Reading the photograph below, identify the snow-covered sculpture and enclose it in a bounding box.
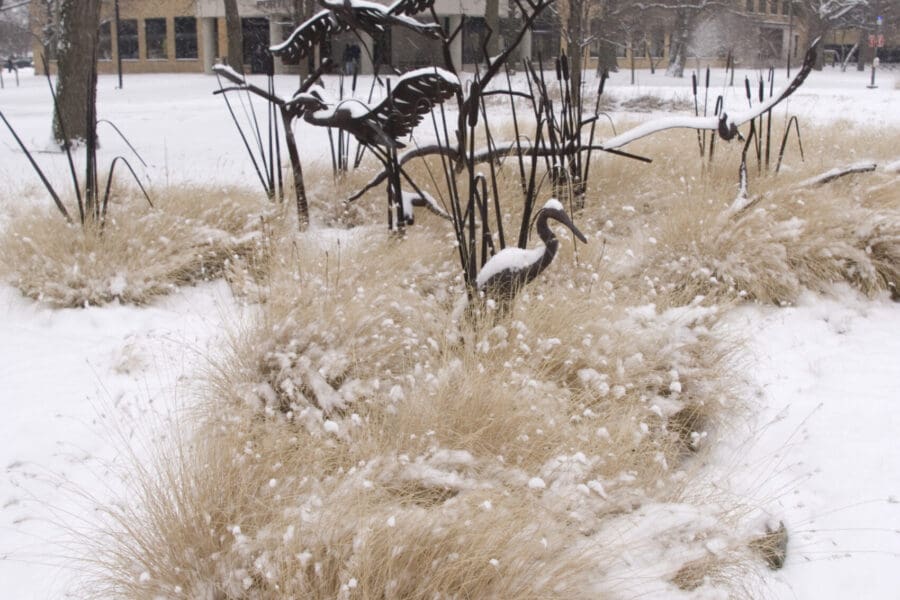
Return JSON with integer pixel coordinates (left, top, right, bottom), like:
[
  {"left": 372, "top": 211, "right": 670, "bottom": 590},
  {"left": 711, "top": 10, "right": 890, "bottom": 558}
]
[{"left": 476, "top": 198, "right": 587, "bottom": 308}]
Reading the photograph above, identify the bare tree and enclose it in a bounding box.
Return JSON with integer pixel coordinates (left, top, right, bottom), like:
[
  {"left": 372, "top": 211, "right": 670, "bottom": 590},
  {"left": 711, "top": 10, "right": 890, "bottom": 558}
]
[
  {"left": 485, "top": 0, "right": 501, "bottom": 56},
  {"left": 794, "top": 0, "right": 873, "bottom": 69},
  {"left": 0, "top": 2, "right": 31, "bottom": 58},
  {"left": 224, "top": 0, "right": 244, "bottom": 73},
  {"left": 601, "top": 1, "right": 727, "bottom": 78},
  {"left": 557, "top": 0, "right": 595, "bottom": 107},
  {"left": 53, "top": 0, "right": 101, "bottom": 144}
]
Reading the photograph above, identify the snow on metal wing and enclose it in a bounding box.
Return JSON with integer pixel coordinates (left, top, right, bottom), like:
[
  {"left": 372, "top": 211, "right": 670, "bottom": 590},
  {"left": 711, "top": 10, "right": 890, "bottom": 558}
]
[
  {"left": 388, "top": 0, "right": 436, "bottom": 16},
  {"left": 270, "top": 10, "right": 346, "bottom": 62},
  {"left": 601, "top": 38, "right": 821, "bottom": 151},
  {"left": 370, "top": 68, "right": 460, "bottom": 141}
]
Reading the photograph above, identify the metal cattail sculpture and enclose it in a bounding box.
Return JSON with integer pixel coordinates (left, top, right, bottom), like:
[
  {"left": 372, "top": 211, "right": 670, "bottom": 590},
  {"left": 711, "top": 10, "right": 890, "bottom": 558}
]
[{"left": 213, "top": 58, "right": 333, "bottom": 229}]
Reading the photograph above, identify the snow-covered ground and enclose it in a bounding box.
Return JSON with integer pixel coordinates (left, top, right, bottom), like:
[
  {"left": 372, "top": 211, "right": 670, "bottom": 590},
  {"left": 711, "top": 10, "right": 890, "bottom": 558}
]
[
  {"left": 0, "top": 281, "right": 244, "bottom": 598},
  {"left": 0, "top": 66, "right": 898, "bottom": 598},
  {"left": 0, "top": 64, "right": 896, "bottom": 196},
  {"left": 718, "top": 291, "right": 900, "bottom": 599}
]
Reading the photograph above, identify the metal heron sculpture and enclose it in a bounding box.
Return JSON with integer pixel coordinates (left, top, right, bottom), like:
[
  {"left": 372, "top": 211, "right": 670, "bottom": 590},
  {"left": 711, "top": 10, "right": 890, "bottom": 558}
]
[
  {"left": 476, "top": 198, "right": 587, "bottom": 307},
  {"left": 289, "top": 69, "right": 458, "bottom": 229},
  {"left": 599, "top": 37, "right": 820, "bottom": 152},
  {"left": 290, "top": 68, "right": 459, "bottom": 150},
  {"left": 270, "top": 0, "right": 440, "bottom": 64}
]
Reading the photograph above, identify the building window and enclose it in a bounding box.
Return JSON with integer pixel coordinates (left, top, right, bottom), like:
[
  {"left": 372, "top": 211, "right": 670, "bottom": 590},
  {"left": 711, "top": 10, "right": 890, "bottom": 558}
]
[
  {"left": 118, "top": 19, "right": 138, "bottom": 60},
  {"left": 770, "top": 1, "right": 778, "bottom": 13},
  {"left": 98, "top": 21, "right": 112, "bottom": 60},
  {"left": 175, "top": 17, "right": 198, "bottom": 59},
  {"left": 746, "top": 0, "right": 754, "bottom": 11},
  {"left": 462, "top": 17, "right": 485, "bottom": 64},
  {"left": 145, "top": 18, "right": 168, "bottom": 60},
  {"left": 758, "top": 0, "right": 765, "bottom": 12},
  {"left": 279, "top": 24, "right": 299, "bottom": 64},
  {"left": 650, "top": 29, "right": 665, "bottom": 58},
  {"left": 783, "top": 1, "right": 790, "bottom": 15}
]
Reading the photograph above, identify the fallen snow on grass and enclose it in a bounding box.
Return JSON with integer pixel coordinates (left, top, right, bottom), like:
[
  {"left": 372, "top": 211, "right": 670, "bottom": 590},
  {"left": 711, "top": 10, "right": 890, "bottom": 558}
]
[
  {"left": 717, "top": 288, "right": 900, "bottom": 598},
  {"left": 0, "top": 280, "right": 243, "bottom": 599}
]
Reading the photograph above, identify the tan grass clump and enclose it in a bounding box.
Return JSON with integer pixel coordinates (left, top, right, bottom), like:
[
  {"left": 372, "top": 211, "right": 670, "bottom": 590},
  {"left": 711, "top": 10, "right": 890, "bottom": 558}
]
[
  {"left": 88, "top": 217, "right": 756, "bottom": 598},
  {"left": 643, "top": 168, "right": 900, "bottom": 306},
  {"left": 564, "top": 123, "right": 900, "bottom": 307},
  {"left": 0, "top": 186, "right": 272, "bottom": 307}
]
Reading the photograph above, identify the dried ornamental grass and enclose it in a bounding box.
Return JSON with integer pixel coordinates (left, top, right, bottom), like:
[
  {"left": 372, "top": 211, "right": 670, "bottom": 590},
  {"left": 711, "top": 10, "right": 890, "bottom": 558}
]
[
  {"left": 0, "top": 186, "right": 272, "bottom": 307},
  {"left": 89, "top": 223, "right": 760, "bottom": 599}
]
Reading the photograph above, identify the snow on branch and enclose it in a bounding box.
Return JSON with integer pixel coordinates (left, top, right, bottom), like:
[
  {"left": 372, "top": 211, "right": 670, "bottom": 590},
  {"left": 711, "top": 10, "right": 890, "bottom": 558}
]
[{"left": 795, "top": 161, "right": 877, "bottom": 188}]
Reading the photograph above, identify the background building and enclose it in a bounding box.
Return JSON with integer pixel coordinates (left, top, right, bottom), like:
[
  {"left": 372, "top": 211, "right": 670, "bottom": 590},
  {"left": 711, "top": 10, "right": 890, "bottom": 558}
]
[
  {"left": 33, "top": 1, "right": 897, "bottom": 77},
  {"left": 31, "top": 0, "right": 504, "bottom": 75}
]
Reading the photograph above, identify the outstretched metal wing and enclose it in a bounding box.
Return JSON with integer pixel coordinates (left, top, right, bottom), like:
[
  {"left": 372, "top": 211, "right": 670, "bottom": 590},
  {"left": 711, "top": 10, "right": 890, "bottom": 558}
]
[
  {"left": 368, "top": 69, "right": 460, "bottom": 142},
  {"left": 270, "top": 10, "right": 347, "bottom": 62},
  {"left": 600, "top": 37, "right": 821, "bottom": 150},
  {"left": 388, "top": 0, "right": 436, "bottom": 16}
]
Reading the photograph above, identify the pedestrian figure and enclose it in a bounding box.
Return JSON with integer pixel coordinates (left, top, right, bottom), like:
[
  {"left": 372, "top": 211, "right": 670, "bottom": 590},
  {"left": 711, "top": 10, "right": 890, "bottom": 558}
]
[
  {"left": 350, "top": 44, "right": 361, "bottom": 73},
  {"left": 342, "top": 44, "right": 354, "bottom": 75}
]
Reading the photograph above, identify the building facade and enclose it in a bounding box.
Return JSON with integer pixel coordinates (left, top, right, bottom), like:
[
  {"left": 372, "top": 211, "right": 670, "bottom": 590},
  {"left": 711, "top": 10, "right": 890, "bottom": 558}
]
[
  {"left": 32, "top": 0, "right": 823, "bottom": 76},
  {"left": 32, "top": 0, "right": 502, "bottom": 75},
  {"left": 584, "top": 0, "right": 809, "bottom": 72}
]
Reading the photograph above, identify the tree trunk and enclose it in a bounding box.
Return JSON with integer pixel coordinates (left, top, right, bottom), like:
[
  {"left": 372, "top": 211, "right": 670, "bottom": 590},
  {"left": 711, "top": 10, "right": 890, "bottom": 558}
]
[
  {"left": 665, "top": 8, "right": 691, "bottom": 78},
  {"left": 293, "top": 0, "right": 310, "bottom": 76},
  {"left": 563, "top": 0, "right": 589, "bottom": 110},
  {"left": 856, "top": 28, "right": 866, "bottom": 71},
  {"left": 485, "top": 0, "right": 500, "bottom": 57},
  {"left": 565, "top": 17, "right": 582, "bottom": 109},
  {"left": 597, "top": 39, "right": 618, "bottom": 73},
  {"left": 53, "top": 0, "right": 101, "bottom": 145},
  {"left": 224, "top": 0, "right": 244, "bottom": 74}
]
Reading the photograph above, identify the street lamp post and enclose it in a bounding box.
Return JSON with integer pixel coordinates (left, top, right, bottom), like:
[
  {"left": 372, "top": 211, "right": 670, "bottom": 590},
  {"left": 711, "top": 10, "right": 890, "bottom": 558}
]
[
  {"left": 787, "top": 0, "right": 793, "bottom": 78},
  {"left": 115, "top": 0, "right": 123, "bottom": 88},
  {"left": 868, "top": 14, "right": 882, "bottom": 89}
]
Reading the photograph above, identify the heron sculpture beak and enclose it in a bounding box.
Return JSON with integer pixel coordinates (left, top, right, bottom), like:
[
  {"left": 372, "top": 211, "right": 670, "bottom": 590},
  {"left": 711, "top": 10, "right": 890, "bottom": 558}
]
[
  {"left": 559, "top": 212, "right": 588, "bottom": 244},
  {"left": 539, "top": 206, "right": 587, "bottom": 244}
]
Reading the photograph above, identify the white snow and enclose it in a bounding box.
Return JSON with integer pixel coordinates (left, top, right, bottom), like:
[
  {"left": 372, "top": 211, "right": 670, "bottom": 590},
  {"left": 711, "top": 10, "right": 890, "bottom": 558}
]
[
  {"left": 714, "top": 291, "right": 900, "bottom": 599},
  {"left": 795, "top": 160, "right": 878, "bottom": 188},
  {"left": 542, "top": 198, "right": 564, "bottom": 212},
  {"left": 528, "top": 477, "right": 546, "bottom": 490},
  {"left": 399, "top": 66, "right": 460, "bottom": 87},
  {"left": 0, "top": 280, "right": 243, "bottom": 598},
  {"left": 476, "top": 246, "right": 545, "bottom": 289}
]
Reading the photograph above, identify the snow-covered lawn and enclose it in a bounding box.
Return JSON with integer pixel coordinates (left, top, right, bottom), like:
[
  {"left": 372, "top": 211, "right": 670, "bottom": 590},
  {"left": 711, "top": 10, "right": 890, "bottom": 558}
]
[
  {"left": 718, "top": 292, "right": 900, "bottom": 598},
  {"left": 0, "top": 65, "right": 898, "bottom": 598},
  {"left": 0, "top": 281, "right": 243, "bottom": 598}
]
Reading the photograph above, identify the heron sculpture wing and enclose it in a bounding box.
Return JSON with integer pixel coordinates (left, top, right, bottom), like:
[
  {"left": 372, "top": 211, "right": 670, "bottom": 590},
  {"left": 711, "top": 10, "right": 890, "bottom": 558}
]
[
  {"left": 270, "top": 10, "right": 347, "bottom": 62},
  {"left": 368, "top": 68, "right": 460, "bottom": 141},
  {"left": 388, "top": 0, "right": 436, "bottom": 16},
  {"left": 600, "top": 37, "right": 820, "bottom": 151}
]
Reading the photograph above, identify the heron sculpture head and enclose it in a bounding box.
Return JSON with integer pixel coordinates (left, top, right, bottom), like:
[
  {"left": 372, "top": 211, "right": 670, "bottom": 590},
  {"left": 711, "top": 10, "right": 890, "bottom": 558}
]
[{"left": 534, "top": 198, "right": 588, "bottom": 244}]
